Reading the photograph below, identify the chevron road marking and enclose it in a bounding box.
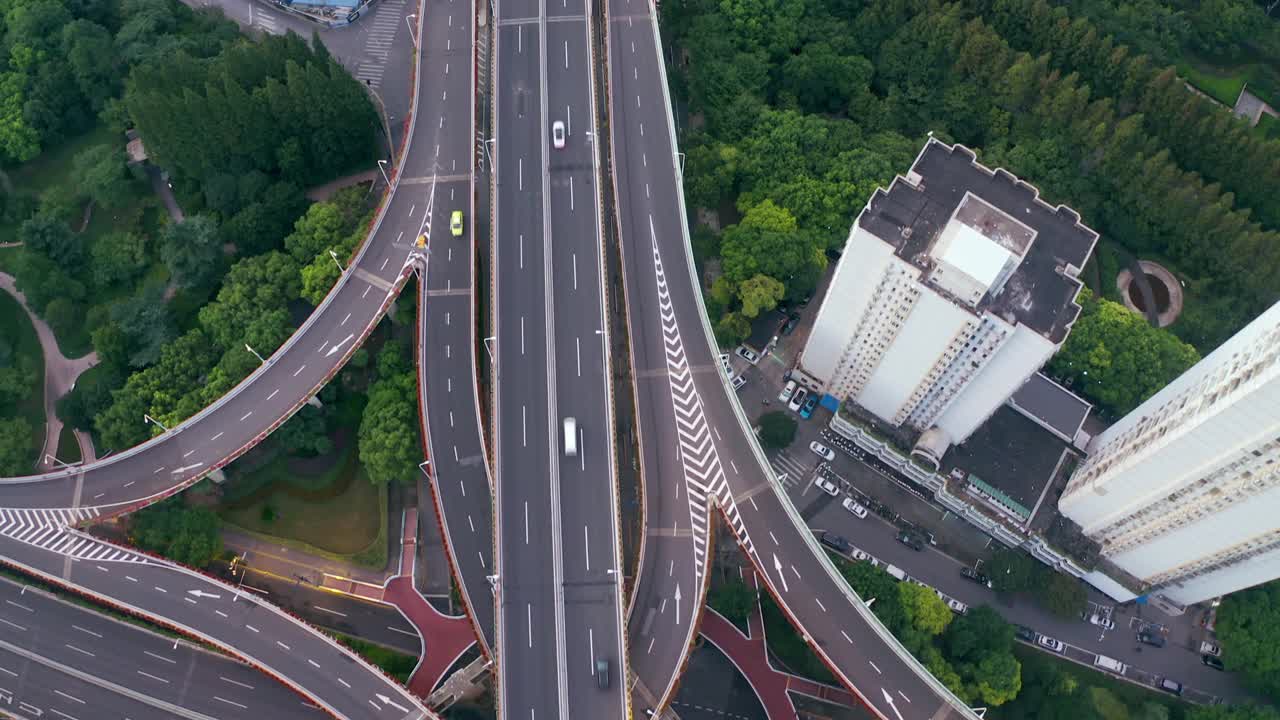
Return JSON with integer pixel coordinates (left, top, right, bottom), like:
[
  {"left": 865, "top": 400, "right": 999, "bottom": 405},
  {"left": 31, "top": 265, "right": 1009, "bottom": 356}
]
[{"left": 649, "top": 232, "right": 756, "bottom": 586}]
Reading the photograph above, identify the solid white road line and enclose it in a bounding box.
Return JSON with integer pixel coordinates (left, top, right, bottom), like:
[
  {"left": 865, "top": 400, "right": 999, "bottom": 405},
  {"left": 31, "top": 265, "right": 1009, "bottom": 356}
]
[
  {"left": 246, "top": 625, "right": 259, "bottom": 633},
  {"left": 220, "top": 676, "right": 254, "bottom": 690},
  {"left": 137, "top": 670, "right": 169, "bottom": 684},
  {"left": 54, "top": 690, "right": 85, "bottom": 704},
  {"left": 64, "top": 644, "right": 94, "bottom": 658},
  {"left": 338, "top": 678, "right": 351, "bottom": 689},
  {"left": 144, "top": 651, "right": 175, "bottom": 664},
  {"left": 386, "top": 626, "right": 418, "bottom": 637},
  {"left": 0, "top": 618, "right": 27, "bottom": 631},
  {"left": 314, "top": 606, "right": 348, "bottom": 617},
  {"left": 214, "top": 696, "right": 248, "bottom": 709},
  {"left": 71, "top": 625, "right": 102, "bottom": 639},
  {"left": 275, "top": 641, "right": 290, "bottom": 651},
  {"left": 6, "top": 600, "right": 32, "bottom": 612}
]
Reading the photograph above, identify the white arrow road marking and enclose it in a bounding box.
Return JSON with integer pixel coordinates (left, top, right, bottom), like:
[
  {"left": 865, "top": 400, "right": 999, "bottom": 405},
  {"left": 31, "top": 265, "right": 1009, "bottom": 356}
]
[
  {"left": 187, "top": 590, "right": 221, "bottom": 599},
  {"left": 881, "top": 688, "right": 905, "bottom": 720},
  {"left": 674, "top": 585, "right": 682, "bottom": 625},
  {"left": 325, "top": 333, "right": 355, "bottom": 357},
  {"left": 376, "top": 694, "right": 411, "bottom": 713},
  {"left": 773, "top": 554, "right": 789, "bottom": 593},
  {"left": 169, "top": 463, "right": 203, "bottom": 474}
]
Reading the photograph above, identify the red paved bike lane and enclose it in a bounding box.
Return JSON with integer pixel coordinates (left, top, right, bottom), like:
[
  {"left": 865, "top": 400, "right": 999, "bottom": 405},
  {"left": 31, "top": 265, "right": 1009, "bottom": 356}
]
[{"left": 699, "top": 574, "right": 858, "bottom": 720}]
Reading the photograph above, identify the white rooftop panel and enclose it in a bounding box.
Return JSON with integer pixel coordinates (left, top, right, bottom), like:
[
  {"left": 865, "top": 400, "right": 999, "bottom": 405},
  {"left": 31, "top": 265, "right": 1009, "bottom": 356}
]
[{"left": 941, "top": 222, "right": 1012, "bottom": 289}]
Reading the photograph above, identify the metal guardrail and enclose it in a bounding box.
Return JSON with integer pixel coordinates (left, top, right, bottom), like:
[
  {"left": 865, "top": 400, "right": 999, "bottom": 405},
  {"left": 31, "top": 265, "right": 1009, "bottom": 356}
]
[{"left": 641, "top": 6, "right": 982, "bottom": 719}]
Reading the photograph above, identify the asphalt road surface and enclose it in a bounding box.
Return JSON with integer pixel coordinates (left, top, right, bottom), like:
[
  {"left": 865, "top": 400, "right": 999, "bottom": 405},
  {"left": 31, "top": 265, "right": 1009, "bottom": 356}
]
[
  {"left": 607, "top": 3, "right": 977, "bottom": 719},
  {"left": 409, "top": 0, "right": 497, "bottom": 656},
  {"left": 492, "top": 0, "right": 628, "bottom": 715},
  {"left": 0, "top": 576, "right": 325, "bottom": 720}
]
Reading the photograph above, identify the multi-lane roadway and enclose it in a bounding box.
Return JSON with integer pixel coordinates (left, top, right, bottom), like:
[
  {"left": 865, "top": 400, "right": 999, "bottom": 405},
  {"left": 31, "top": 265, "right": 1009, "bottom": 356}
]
[{"left": 491, "top": 0, "right": 628, "bottom": 714}]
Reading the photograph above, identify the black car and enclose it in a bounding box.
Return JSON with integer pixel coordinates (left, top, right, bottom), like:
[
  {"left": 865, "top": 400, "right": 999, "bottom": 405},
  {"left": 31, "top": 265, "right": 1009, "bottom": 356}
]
[
  {"left": 1015, "top": 625, "right": 1036, "bottom": 642},
  {"left": 960, "top": 567, "right": 992, "bottom": 588},
  {"left": 779, "top": 313, "right": 801, "bottom": 336},
  {"left": 820, "top": 532, "right": 852, "bottom": 554},
  {"left": 1137, "top": 631, "right": 1166, "bottom": 648},
  {"left": 896, "top": 531, "right": 925, "bottom": 551},
  {"left": 1202, "top": 655, "right": 1225, "bottom": 671}
]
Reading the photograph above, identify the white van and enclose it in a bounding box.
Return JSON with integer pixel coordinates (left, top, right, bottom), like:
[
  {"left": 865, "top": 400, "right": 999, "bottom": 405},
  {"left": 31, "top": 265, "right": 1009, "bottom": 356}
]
[
  {"left": 885, "top": 564, "right": 906, "bottom": 582},
  {"left": 1094, "top": 655, "right": 1127, "bottom": 674},
  {"left": 563, "top": 417, "right": 578, "bottom": 457}
]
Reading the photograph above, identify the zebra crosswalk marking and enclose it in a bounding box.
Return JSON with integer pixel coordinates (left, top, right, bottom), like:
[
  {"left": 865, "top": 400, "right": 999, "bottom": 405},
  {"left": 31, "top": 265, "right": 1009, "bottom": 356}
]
[{"left": 0, "top": 507, "right": 147, "bottom": 564}]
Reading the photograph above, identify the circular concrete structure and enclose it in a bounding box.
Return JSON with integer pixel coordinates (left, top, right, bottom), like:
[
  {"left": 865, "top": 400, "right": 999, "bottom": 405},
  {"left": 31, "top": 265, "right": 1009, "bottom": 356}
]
[{"left": 1116, "top": 260, "right": 1183, "bottom": 327}]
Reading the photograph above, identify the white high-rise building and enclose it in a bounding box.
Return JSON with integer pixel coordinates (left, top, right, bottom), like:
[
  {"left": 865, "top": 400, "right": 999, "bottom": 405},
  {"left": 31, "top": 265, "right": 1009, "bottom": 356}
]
[
  {"left": 797, "top": 139, "right": 1097, "bottom": 452},
  {"left": 1059, "top": 301, "right": 1280, "bottom": 606}
]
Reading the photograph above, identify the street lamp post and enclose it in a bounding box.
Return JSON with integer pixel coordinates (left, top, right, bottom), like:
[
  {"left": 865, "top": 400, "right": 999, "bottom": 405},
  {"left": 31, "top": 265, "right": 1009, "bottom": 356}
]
[
  {"left": 144, "top": 414, "right": 169, "bottom": 432},
  {"left": 377, "top": 158, "right": 391, "bottom": 186},
  {"left": 244, "top": 343, "right": 265, "bottom": 364},
  {"left": 329, "top": 249, "right": 345, "bottom": 273},
  {"left": 484, "top": 138, "right": 496, "bottom": 171},
  {"left": 404, "top": 14, "right": 418, "bottom": 45},
  {"left": 44, "top": 454, "right": 76, "bottom": 470},
  {"left": 482, "top": 336, "right": 497, "bottom": 364}
]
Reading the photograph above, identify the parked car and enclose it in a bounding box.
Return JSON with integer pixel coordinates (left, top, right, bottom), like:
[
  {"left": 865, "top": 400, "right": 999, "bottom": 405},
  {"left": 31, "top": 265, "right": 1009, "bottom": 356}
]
[
  {"left": 809, "top": 441, "right": 835, "bottom": 461},
  {"left": 1086, "top": 613, "right": 1116, "bottom": 631},
  {"left": 896, "top": 531, "right": 925, "bottom": 552},
  {"left": 1015, "top": 625, "right": 1036, "bottom": 643},
  {"left": 778, "top": 380, "right": 797, "bottom": 403},
  {"left": 1038, "top": 635, "right": 1066, "bottom": 653},
  {"left": 813, "top": 476, "right": 839, "bottom": 496},
  {"left": 1158, "top": 678, "right": 1183, "bottom": 696},
  {"left": 851, "top": 549, "right": 872, "bottom": 562},
  {"left": 841, "top": 497, "right": 868, "bottom": 518},
  {"left": 735, "top": 346, "right": 760, "bottom": 364},
  {"left": 731, "top": 375, "right": 746, "bottom": 391},
  {"left": 945, "top": 598, "right": 968, "bottom": 615},
  {"left": 820, "top": 532, "right": 851, "bottom": 554},
  {"left": 1200, "top": 640, "right": 1222, "bottom": 657},
  {"left": 1094, "top": 655, "right": 1128, "bottom": 674},
  {"left": 1137, "top": 631, "right": 1166, "bottom": 648},
  {"left": 1202, "top": 655, "right": 1225, "bottom": 671},
  {"left": 788, "top": 388, "right": 808, "bottom": 413},
  {"left": 960, "top": 567, "right": 992, "bottom": 588},
  {"left": 779, "top": 313, "right": 800, "bottom": 336},
  {"left": 799, "top": 394, "right": 819, "bottom": 419}
]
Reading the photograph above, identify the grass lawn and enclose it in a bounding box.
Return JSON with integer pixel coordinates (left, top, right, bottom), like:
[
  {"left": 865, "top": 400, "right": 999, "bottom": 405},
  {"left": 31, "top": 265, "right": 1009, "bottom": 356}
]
[
  {"left": 1258, "top": 112, "right": 1280, "bottom": 140},
  {"left": 0, "top": 246, "right": 20, "bottom": 273},
  {"left": 759, "top": 593, "right": 838, "bottom": 685},
  {"left": 332, "top": 633, "right": 418, "bottom": 684},
  {"left": 1178, "top": 62, "right": 1246, "bottom": 107},
  {"left": 0, "top": 124, "right": 119, "bottom": 246},
  {"left": 218, "top": 441, "right": 387, "bottom": 568},
  {"left": 56, "top": 423, "right": 81, "bottom": 465},
  {"left": 0, "top": 290, "right": 45, "bottom": 468}
]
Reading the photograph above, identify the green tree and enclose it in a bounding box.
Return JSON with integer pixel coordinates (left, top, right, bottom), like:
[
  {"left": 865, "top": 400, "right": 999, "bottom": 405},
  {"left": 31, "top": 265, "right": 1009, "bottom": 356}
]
[
  {"left": 737, "top": 273, "right": 785, "bottom": 318},
  {"left": 19, "top": 213, "right": 83, "bottom": 267},
  {"left": 1187, "top": 705, "right": 1280, "bottom": 720},
  {"left": 110, "top": 283, "right": 175, "bottom": 367},
  {"left": 757, "top": 411, "right": 797, "bottom": 449},
  {"left": 719, "top": 200, "right": 825, "bottom": 299},
  {"left": 42, "top": 297, "right": 81, "bottom": 339},
  {"left": 160, "top": 215, "right": 222, "bottom": 289},
  {"left": 714, "top": 311, "right": 751, "bottom": 346},
  {"left": 968, "top": 651, "right": 1022, "bottom": 706},
  {"left": 943, "top": 605, "right": 1014, "bottom": 664},
  {"left": 1049, "top": 289, "right": 1200, "bottom": 416},
  {"left": 358, "top": 372, "right": 420, "bottom": 486},
  {"left": 835, "top": 558, "right": 907, "bottom": 633},
  {"left": 1217, "top": 580, "right": 1280, "bottom": 701},
  {"left": 0, "top": 418, "right": 33, "bottom": 476},
  {"left": 196, "top": 251, "right": 301, "bottom": 350},
  {"left": 987, "top": 547, "right": 1038, "bottom": 593},
  {"left": 91, "top": 231, "right": 149, "bottom": 286},
  {"left": 898, "top": 581, "right": 953, "bottom": 636},
  {"left": 284, "top": 202, "right": 347, "bottom": 261},
  {"left": 72, "top": 143, "right": 132, "bottom": 210},
  {"left": 1088, "top": 686, "right": 1130, "bottom": 720},
  {"left": 1035, "top": 571, "right": 1087, "bottom": 619},
  {"left": 275, "top": 404, "right": 332, "bottom": 456},
  {"left": 129, "top": 500, "right": 223, "bottom": 568}
]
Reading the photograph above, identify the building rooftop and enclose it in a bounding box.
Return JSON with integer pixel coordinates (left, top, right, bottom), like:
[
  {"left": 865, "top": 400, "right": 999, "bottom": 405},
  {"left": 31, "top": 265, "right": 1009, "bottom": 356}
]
[
  {"left": 743, "top": 309, "right": 785, "bottom": 354},
  {"left": 942, "top": 405, "right": 1078, "bottom": 525},
  {"left": 1009, "top": 373, "right": 1092, "bottom": 444},
  {"left": 857, "top": 140, "right": 1098, "bottom": 343}
]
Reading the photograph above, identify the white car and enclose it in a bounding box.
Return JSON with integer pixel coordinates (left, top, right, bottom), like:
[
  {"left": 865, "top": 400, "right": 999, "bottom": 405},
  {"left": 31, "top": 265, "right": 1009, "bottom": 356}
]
[
  {"left": 1038, "top": 636, "right": 1066, "bottom": 653},
  {"left": 552, "top": 120, "right": 566, "bottom": 149},
  {"left": 735, "top": 346, "right": 760, "bottom": 364},
  {"left": 778, "top": 380, "right": 797, "bottom": 403},
  {"left": 731, "top": 375, "right": 746, "bottom": 391},
  {"left": 841, "top": 497, "right": 868, "bottom": 518},
  {"left": 1087, "top": 613, "right": 1116, "bottom": 631},
  {"left": 809, "top": 441, "right": 835, "bottom": 461},
  {"left": 946, "top": 598, "right": 969, "bottom": 615},
  {"left": 851, "top": 549, "right": 871, "bottom": 562},
  {"left": 812, "top": 476, "right": 839, "bottom": 497},
  {"left": 788, "top": 388, "right": 808, "bottom": 413}
]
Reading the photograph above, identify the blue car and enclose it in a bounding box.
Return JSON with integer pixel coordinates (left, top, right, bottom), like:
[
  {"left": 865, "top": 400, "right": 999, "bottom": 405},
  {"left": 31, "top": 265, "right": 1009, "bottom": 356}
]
[{"left": 799, "top": 394, "right": 819, "bottom": 419}]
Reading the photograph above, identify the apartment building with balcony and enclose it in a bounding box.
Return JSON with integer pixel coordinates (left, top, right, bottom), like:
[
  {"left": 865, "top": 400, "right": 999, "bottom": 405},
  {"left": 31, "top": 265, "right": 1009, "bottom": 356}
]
[
  {"left": 1059, "top": 301, "right": 1280, "bottom": 606},
  {"left": 797, "top": 138, "right": 1098, "bottom": 458}
]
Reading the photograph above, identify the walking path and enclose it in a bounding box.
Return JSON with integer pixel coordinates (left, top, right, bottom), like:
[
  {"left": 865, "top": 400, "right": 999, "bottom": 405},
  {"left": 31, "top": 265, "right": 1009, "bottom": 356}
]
[
  {"left": 306, "top": 170, "right": 380, "bottom": 202},
  {"left": 0, "top": 272, "right": 99, "bottom": 471},
  {"left": 700, "top": 576, "right": 858, "bottom": 720}
]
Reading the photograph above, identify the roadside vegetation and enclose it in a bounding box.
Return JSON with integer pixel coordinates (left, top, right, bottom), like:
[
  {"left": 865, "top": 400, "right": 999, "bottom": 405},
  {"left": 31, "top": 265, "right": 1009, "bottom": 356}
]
[
  {"left": 332, "top": 633, "right": 419, "bottom": 685},
  {"left": 0, "top": 290, "right": 43, "bottom": 474},
  {"left": 666, "top": 0, "right": 1280, "bottom": 372}
]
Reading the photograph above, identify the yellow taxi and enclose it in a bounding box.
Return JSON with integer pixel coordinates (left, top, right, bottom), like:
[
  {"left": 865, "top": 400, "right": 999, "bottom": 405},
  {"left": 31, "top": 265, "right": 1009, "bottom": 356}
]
[{"left": 450, "top": 210, "right": 464, "bottom": 237}]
